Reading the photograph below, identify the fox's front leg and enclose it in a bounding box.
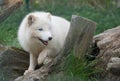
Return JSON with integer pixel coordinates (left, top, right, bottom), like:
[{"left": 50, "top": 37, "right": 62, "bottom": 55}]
[
  {"left": 38, "top": 48, "right": 52, "bottom": 65},
  {"left": 38, "top": 50, "right": 48, "bottom": 65},
  {"left": 24, "top": 53, "right": 38, "bottom": 75}
]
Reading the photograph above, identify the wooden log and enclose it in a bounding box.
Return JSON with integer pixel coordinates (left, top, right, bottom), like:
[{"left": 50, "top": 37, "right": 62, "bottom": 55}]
[
  {"left": 93, "top": 26, "right": 120, "bottom": 81},
  {"left": 14, "top": 15, "right": 96, "bottom": 81},
  {"left": 0, "top": 1, "right": 23, "bottom": 24},
  {"left": 116, "top": 0, "right": 120, "bottom": 8},
  {"left": 0, "top": 45, "right": 29, "bottom": 81}
]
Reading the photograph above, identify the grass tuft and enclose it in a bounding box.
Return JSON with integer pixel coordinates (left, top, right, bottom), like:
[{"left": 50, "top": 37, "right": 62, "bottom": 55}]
[{"left": 63, "top": 53, "right": 102, "bottom": 80}]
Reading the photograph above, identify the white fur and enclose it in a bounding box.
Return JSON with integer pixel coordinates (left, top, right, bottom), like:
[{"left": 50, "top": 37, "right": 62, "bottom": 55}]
[{"left": 18, "top": 12, "right": 70, "bottom": 75}]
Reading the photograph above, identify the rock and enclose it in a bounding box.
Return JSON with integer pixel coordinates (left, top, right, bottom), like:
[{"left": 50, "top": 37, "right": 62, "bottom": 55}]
[{"left": 0, "top": 45, "right": 29, "bottom": 81}]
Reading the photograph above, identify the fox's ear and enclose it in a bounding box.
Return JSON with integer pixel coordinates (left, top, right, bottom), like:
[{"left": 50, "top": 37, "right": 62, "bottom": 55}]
[
  {"left": 47, "top": 13, "right": 51, "bottom": 20},
  {"left": 28, "top": 15, "right": 35, "bottom": 25}
]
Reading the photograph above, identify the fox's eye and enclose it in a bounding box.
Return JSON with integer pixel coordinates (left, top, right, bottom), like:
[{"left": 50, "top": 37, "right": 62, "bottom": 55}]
[{"left": 38, "top": 28, "right": 43, "bottom": 31}]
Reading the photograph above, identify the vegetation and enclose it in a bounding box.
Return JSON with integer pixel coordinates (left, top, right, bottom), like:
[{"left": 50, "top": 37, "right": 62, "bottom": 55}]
[{"left": 0, "top": 0, "right": 120, "bottom": 81}]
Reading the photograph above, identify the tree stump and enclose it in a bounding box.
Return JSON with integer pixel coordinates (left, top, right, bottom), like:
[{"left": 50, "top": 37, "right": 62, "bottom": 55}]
[
  {"left": 14, "top": 15, "right": 96, "bottom": 81},
  {"left": 93, "top": 26, "right": 120, "bottom": 81}
]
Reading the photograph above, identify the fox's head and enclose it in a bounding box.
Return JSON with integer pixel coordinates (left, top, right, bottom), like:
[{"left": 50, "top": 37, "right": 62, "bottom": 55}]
[{"left": 26, "top": 12, "right": 53, "bottom": 46}]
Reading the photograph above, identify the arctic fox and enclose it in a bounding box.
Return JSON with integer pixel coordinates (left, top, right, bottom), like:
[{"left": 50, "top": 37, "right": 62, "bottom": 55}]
[{"left": 18, "top": 12, "right": 70, "bottom": 75}]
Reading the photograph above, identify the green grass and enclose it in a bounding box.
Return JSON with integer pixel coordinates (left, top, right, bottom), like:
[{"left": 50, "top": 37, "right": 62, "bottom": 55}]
[
  {"left": 0, "top": 2, "right": 120, "bottom": 46},
  {"left": 0, "top": 1, "right": 120, "bottom": 81},
  {"left": 63, "top": 52, "right": 102, "bottom": 80},
  {"left": 0, "top": 6, "right": 29, "bottom": 47},
  {"left": 46, "top": 52, "right": 102, "bottom": 81}
]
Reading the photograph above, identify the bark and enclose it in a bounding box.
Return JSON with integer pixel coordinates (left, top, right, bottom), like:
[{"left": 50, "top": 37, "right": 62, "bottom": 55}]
[
  {"left": 0, "top": 45, "right": 29, "bottom": 81},
  {"left": 116, "top": 0, "right": 120, "bottom": 8},
  {"left": 0, "top": 1, "right": 22, "bottom": 23},
  {"left": 93, "top": 26, "right": 120, "bottom": 81},
  {"left": 14, "top": 15, "right": 96, "bottom": 81}
]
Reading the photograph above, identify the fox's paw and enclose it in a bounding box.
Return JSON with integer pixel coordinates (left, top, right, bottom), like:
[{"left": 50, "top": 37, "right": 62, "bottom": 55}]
[
  {"left": 24, "top": 69, "right": 34, "bottom": 75},
  {"left": 44, "top": 57, "right": 52, "bottom": 64}
]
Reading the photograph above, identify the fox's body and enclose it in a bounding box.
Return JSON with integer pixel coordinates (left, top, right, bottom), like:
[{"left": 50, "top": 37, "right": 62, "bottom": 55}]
[{"left": 18, "top": 12, "right": 70, "bottom": 75}]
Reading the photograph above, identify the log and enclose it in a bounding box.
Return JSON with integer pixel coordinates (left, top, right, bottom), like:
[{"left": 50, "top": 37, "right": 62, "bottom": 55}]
[
  {"left": 93, "top": 26, "right": 120, "bottom": 81},
  {"left": 116, "top": 0, "right": 120, "bottom": 8},
  {"left": 14, "top": 15, "right": 96, "bottom": 81},
  {"left": 0, "top": 45, "right": 29, "bottom": 81},
  {"left": 0, "top": 1, "right": 23, "bottom": 24}
]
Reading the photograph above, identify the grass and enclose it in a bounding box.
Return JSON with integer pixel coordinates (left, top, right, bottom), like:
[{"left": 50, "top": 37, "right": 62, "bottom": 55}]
[
  {"left": 0, "top": 6, "right": 29, "bottom": 47},
  {"left": 0, "top": 0, "right": 120, "bottom": 81},
  {"left": 0, "top": 2, "right": 120, "bottom": 47},
  {"left": 0, "top": 2, "right": 120, "bottom": 46},
  {"left": 46, "top": 52, "right": 102, "bottom": 81},
  {"left": 62, "top": 51, "right": 102, "bottom": 80}
]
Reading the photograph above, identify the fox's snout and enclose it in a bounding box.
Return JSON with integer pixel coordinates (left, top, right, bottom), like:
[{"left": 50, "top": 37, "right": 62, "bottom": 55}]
[{"left": 48, "top": 37, "right": 52, "bottom": 40}]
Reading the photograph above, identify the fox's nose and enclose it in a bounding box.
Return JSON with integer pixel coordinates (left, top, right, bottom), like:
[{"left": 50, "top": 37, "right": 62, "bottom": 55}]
[{"left": 48, "top": 37, "right": 52, "bottom": 40}]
